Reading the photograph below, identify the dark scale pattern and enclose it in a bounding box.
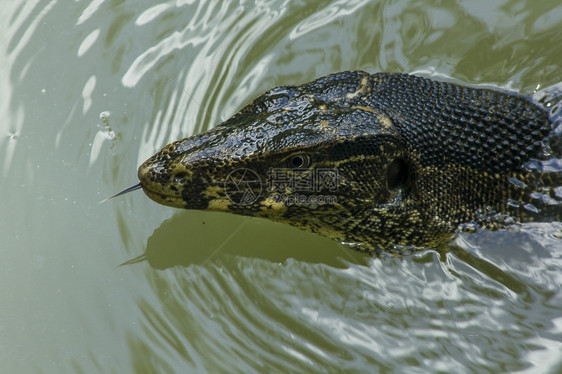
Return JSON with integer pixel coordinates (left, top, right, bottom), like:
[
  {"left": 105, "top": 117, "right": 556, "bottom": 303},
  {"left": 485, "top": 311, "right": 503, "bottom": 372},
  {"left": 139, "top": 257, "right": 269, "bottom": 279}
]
[
  {"left": 367, "top": 73, "right": 551, "bottom": 173},
  {"left": 137, "top": 71, "right": 560, "bottom": 254}
]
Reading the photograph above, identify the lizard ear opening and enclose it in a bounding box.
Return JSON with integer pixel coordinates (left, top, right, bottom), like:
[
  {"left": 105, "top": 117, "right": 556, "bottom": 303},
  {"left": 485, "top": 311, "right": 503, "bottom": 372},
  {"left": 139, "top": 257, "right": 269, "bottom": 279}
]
[{"left": 387, "top": 158, "right": 409, "bottom": 190}]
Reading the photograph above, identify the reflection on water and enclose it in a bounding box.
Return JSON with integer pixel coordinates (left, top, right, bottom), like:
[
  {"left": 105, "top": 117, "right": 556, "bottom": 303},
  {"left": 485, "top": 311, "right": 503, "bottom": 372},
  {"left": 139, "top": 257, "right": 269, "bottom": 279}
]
[
  {"left": 138, "top": 212, "right": 365, "bottom": 269},
  {"left": 2, "top": 0, "right": 562, "bottom": 372},
  {"left": 125, "top": 223, "right": 562, "bottom": 372}
]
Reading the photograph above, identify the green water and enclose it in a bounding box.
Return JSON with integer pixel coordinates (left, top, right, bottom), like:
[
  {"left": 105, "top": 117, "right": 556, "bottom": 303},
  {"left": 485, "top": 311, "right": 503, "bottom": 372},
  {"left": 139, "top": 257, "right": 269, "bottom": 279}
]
[{"left": 1, "top": 1, "right": 561, "bottom": 372}]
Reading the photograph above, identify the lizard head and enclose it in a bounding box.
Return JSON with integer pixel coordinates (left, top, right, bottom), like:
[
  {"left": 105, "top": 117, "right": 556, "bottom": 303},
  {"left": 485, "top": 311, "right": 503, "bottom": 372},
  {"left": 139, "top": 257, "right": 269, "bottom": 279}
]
[{"left": 138, "top": 71, "right": 418, "bottom": 249}]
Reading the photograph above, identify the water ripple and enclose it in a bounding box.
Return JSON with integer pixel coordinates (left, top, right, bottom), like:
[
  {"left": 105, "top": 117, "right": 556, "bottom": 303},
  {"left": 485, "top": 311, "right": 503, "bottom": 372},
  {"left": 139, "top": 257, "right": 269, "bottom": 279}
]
[
  {"left": 3, "top": 0, "right": 561, "bottom": 372},
  {"left": 126, "top": 1, "right": 295, "bottom": 165},
  {"left": 128, "top": 245, "right": 561, "bottom": 372}
]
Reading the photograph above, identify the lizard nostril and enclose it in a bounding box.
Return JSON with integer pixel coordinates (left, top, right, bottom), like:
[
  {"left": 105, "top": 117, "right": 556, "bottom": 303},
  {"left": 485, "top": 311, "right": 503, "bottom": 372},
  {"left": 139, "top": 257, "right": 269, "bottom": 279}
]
[{"left": 173, "top": 172, "right": 188, "bottom": 184}]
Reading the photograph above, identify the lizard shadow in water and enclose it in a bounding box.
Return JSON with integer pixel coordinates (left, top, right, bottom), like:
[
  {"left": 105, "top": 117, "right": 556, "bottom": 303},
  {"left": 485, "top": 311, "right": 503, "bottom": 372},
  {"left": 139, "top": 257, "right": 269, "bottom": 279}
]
[
  {"left": 122, "top": 211, "right": 560, "bottom": 290},
  {"left": 130, "top": 211, "right": 370, "bottom": 269}
]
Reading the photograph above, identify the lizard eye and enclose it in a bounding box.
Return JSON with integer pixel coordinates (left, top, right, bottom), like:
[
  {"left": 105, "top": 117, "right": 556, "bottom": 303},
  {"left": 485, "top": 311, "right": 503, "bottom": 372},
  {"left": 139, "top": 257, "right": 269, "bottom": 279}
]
[{"left": 288, "top": 154, "right": 311, "bottom": 169}]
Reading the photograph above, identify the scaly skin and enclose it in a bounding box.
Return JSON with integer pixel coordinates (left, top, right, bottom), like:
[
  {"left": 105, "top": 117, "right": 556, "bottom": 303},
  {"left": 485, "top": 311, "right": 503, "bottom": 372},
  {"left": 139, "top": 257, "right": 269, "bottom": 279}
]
[{"left": 137, "top": 71, "right": 560, "bottom": 254}]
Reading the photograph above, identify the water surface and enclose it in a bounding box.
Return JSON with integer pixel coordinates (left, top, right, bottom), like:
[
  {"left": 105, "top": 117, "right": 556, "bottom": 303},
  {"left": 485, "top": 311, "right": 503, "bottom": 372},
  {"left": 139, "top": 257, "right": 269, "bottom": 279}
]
[{"left": 1, "top": 1, "right": 561, "bottom": 372}]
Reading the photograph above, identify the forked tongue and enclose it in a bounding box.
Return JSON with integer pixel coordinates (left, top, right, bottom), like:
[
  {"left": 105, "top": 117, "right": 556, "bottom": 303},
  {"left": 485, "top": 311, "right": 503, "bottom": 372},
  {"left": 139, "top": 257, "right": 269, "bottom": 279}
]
[{"left": 99, "top": 182, "right": 142, "bottom": 204}]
